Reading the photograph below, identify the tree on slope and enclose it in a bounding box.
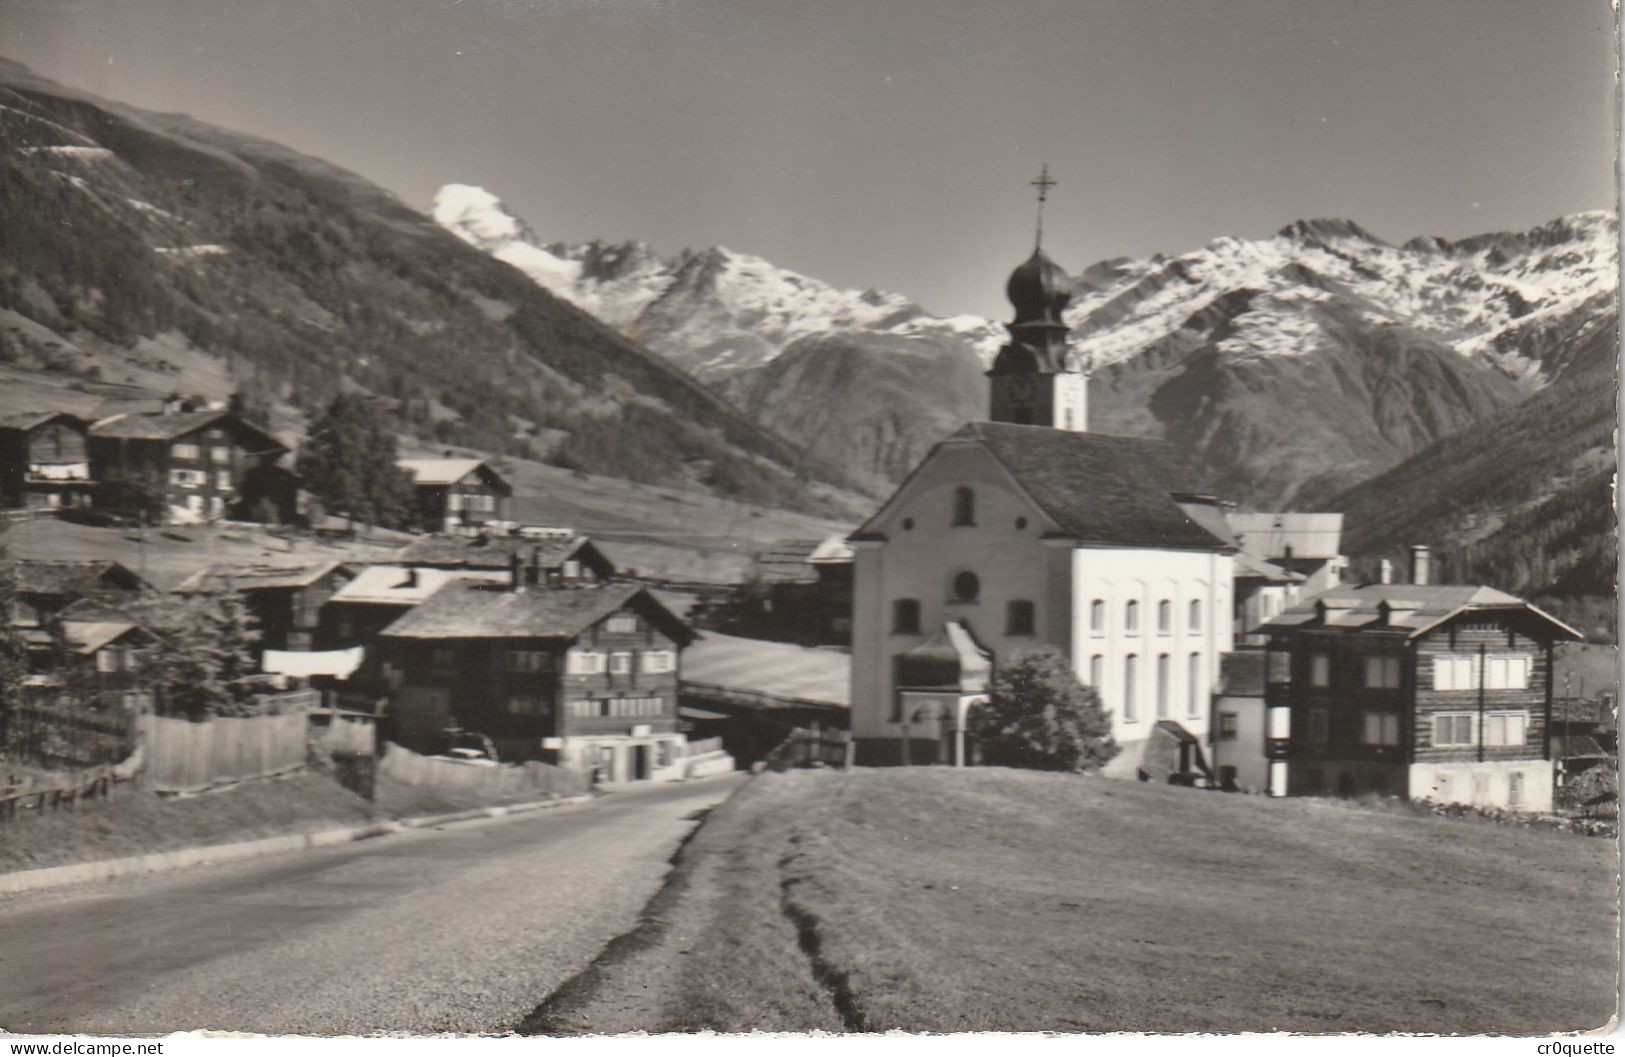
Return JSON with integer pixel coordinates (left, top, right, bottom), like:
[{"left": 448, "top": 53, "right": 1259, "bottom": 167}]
[
  {"left": 296, "top": 393, "right": 415, "bottom": 531},
  {"left": 129, "top": 586, "right": 264, "bottom": 720},
  {"left": 969, "top": 646, "right": 1119, "bottom": 773},
  {"left": 0, "top": 545, "right": 29, "bottom": 745}
]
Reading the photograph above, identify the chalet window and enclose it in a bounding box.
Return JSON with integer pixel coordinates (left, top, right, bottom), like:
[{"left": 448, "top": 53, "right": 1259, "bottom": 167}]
[
  {"left": 567, "top": 650, "right": 607, "bottom": 675},
  {"left": 1088, "top": 654, "right": 1104, "bottom": 689},
  {"left": 951, "top": 571, "right": 980, "bottom": 603},
  {"left": 1090, "top": 599, "right": 1106, "bottom": 634},
  {"left": 951, "top": 487, "right": 976, "bottom": 527},
  {"left": 1484, "top": 656, "right": 1531, "bottom": 690},
  {"left": 211, "top": 446, "right": 231, "bottom": 463},
  {"left": 610, "top": 651, "right": 634, "bottom": 675},
  {"left": 507, "top": 695, "right": 548, "bottom": 716},
  {"left": 1361, "top": 712, "right": 1401, "bottom": 746},
  {"left": 169, "top": 468, "right": 206, "bottom": 487},
  {"left": 1188, "top": 599, "right": 1201, "bottom": 632},
  {"left": 1433, "top": 655, "right": 1476, "bottom": 691},
  {"left": 1006, "top": 600, "right": 1036, "bottom": 636},
  {"left": 643, "top": 650, "right": 676, "bottom": 674},
  {"left": 1363, "top": 655, "right": 1402, "bottom": 689},
  {"left": 606, "top": 615, "right": 638, "bottom": 634},
  {"left": 447, "top": 494, "right": 465, "bottom": 511},
  {"left": 172, "top": 443, "right": 200, "bottom": 460},
  {"left": 1309, "top": 652, "right": 1331, "bottom": 687},
  {"left": 1307, "top": 707, "right": 1329, "bottom": 744},
  {"left": 216, "top": 471, "right": 232, "bottom": 490},
  {"left": 1123, "top": 654, "right": 1138, "bottom": 721},
  {"left": 1218, "top": 712, "right": 1239, "bottom": 740},
  {"left": 1155, "top": 653, "right": 1170, "bottom": 718},
  {"left": 1432, "top": 713, "right": 1475, "bottom": 747},
  {"left": 1187, "top": 652, "right": 1202, "bottom": 718},
  {"left": 1267, "top": 649, "right": 1291, "bottom": 684},
  {"left": 506, "top": 650, "right": 550, "bottom": 673},
  {"left": 563, "top": 560, "right": 582, "bottom": 580},
  {"left": 1125, "top": 600, "right": 1139, "bottom": 634},
  {"left": 892, "top": 599, "right": 921, "bottom": 634},
  {"left": 1157, "top": 600, "right": 1171, "bottom": 634},
  {"left": 1483, "top": 711, "right": 1529, "bottom": 747}
]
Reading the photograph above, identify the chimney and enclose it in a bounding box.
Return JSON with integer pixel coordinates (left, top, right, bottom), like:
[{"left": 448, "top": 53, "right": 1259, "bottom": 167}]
[
  {"left": 509, "top": 552, "right": 524, "bottom": 592},
  {"left": 1379, "top": 558, "right": 1393, "bottom": 585},
  {"left": 527, "top": 546, "right": 542, "bottom": 586},
  {"left": 1408, "top": 545, "right": 1431, "bottom": 587},
  {"left": 404, "top": 567, "right": 418, "bottom": 588}
]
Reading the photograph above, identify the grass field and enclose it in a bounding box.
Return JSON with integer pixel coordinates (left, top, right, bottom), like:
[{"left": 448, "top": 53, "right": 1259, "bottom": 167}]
[{"left": 526, "top": 769, "right": 1619, "bottom": 1035}]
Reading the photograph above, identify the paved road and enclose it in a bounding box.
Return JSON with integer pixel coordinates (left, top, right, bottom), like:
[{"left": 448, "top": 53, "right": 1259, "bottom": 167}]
[{"left": 0, "top": 775, "right": 745, "bottom": 1036}]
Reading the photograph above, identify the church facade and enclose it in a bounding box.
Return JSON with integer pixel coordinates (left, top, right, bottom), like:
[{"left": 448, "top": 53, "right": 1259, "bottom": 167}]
[{"left": 848, "top": 238, "right": 1236, "bottom": 777}]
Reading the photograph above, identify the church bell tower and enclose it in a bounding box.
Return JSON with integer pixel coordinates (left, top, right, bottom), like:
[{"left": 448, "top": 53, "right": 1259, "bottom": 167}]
[{"left": 986, "top": 165, "right": 1089, "bottom": 431}]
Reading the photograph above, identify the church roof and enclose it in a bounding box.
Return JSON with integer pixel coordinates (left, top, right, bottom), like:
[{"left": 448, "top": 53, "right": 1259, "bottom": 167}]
[{"left": 919, "top": 422, "right": 1236, "bottom": 552}]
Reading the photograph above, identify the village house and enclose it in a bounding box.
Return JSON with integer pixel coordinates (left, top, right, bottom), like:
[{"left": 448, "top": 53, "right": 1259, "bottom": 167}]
[
  {"left": 175, "top": 561, "right": 356, "bottom": 654},
  {"left": 88, "top": 408, "right": 291, "bottom": 524},
  {"left": 744, "top": 534, "right": 855, "bottom": 646},
  {"left": 396, "top": 531, "right": 613, "bottom": 584},
  {"left": 374, "top": 571, "right": 696, "bottom": 780},
  {"left": 23, "top": 604, "right": 156, "bottom": 710},
  {"left": 0, "top": 411, "right": 96, "bottom": 512},
  {"left": 320, "top": 564, "right": 508, "bottom": 651},
  {"left": 848, "top": 242, "right": 1235, "bottom": 777},
  {"left": 10, "top": 559, "right": 151, "bottom": 628},
  {"left": 398, "top": 457, "right": 513, "bottom": 535},
  {"left": 1255, "top": 546, "right": 1582, "bottom": 810}
]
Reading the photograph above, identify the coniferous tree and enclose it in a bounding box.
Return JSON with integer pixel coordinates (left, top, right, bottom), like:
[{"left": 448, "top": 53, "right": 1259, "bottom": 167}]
[
  {"left": 969, "top": 647, "right": 1120, "bottom": 773},
  {"left": 0, "top": 546, "right": 30, "bottom": 746},
  {"left": 128, "top": 586, "right": 264, "bottom": 720},
  {"left": 296, "top": 393, "right": 416, "bottom": 531}
]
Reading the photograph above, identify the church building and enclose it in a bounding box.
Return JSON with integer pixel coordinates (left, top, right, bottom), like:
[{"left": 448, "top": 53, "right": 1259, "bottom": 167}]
[{"left": 848, "top": 179, "right": 1236, "bottom": 777}]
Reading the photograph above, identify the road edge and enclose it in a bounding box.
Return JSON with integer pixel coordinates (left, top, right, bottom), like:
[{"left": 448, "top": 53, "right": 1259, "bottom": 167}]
[{"left": 0, "top": 794, "right": 595, "bottom": 897}]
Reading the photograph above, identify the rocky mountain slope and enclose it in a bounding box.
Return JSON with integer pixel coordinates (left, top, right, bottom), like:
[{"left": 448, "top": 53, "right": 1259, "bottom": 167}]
[
  {"left": 432, "top": 184, "right": 1004, "bottom": 382},
  {"left": 440, "top": 183, "right": 1614, "bottom": 510},
  {"left": 0, "top": 58, "right": 861, "bottom": 518}
]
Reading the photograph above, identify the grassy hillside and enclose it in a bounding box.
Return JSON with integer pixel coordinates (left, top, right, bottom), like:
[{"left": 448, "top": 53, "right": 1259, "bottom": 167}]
[
  {"left": 526, "top": 769, "right": 1618, "bottom": 1035},
  {"left": 0, "top": 57, "right": 854, "bottom": 516}
]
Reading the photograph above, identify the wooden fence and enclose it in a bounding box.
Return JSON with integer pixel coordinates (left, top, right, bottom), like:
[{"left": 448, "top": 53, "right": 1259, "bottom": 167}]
[
  {"left": 3, "top": 701, "right": 137, "bottom": 768},
  {"left": 139, "top": 709, "right": 310, "bottom": 793},
  {"left": 1, "top": 747, "right": 143, "bottom": 821},
  {"left": 762, "top": 727, "right": 854, "bottom": 772},
  {"left": 378, "top": 742, "right": 591, "bottom": 799}
]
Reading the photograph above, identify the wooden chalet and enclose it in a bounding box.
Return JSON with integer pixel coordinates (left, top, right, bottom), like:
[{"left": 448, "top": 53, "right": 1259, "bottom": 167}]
[
  {"left": 0, "top": 411, "right": 95, "bottom": 512},
  {"left": 23, "top": 606, "right": 156, "bottom": 710},
  {"left": 1257, "top": 548, "right": 1582, "bottom": 811},
  {"left": 89, "top": 409, "right": 290, "bottom": 524},
  {"left": 176, "top": 561, "right": 356, "bottom": 652},
  {"left": 320, "top": 564, "right": 507, "bottom": 650},
  {"left": 745, "top": 535, "right": 854, "bottom": 646},
  {"left": 397, "top": 458, "right": 513, "bottom": 535},
  {"left": 376, "top": 574, "right": 695, "bottom": 780},
  {"left": 395, "top": 532, "right": 613, "bottom": 584}
]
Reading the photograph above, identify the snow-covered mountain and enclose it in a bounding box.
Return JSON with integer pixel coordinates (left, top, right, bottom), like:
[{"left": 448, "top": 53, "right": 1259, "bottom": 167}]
[{"left": 432, "top": 184, "right": 1003, "bottom": 380}]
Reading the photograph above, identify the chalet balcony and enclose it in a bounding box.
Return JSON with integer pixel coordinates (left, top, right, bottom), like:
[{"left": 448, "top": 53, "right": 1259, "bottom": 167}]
[{"left": 25, "top": 463, "right": 92, "bottom": 482}]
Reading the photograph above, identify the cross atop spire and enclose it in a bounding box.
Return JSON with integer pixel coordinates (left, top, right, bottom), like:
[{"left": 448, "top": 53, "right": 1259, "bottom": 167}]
[{"left": 1030, "top": 163, "right": 1057, "bottom": 250}]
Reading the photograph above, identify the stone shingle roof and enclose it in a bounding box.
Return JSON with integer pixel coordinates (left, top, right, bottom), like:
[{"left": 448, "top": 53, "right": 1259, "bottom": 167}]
[
  {"left": 1226, "top": 512, "right": 1344, "bottom": 561},
  {"left": 15, "top": 559, "right": 148, "bottom": 597},
  {"left": 0, "top": 411, "right": 87, "bottom": 432},
  {"left": 397, "top": 458, "right": 511, "bottom": 493},
  {"left": 395, "top": 534, "right": 607, "bottom": 572},
  {"left": 90, "top": 410, "right": 286, "bottom": 454},
  {"left": 940, "top": 422, "right": 1233, "bottom": 551},
  {"left": 380, "top": 580, "right": 692, "bottom": 644},
  {"left": 175, "top": 561, "right": 349, "bottom": 593},
  {"left": 1258, "top": 583, "right": 1582, "bottom": 640}
]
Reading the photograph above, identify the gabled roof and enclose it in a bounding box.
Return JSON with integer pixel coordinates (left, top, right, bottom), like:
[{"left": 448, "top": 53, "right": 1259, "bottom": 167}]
[
  {"left": 0, "top": 410, "right": 88, "bottom": 432},
  {"left": 329, "top": 564, "right": 507, "bottom": 606},
  {"left": 398, "top": 458, "right": 513, "bottom": 495},
  {"left": 857, "top": 422, "right": 1233, "bottom": 552},
  {"left": 379, "top": 580, "right": 693, "bottom": 645},
  {"left": 1257, "top": 583, "right": 1582, "bottom": 641},
  {"left": 15, "top": 559, "right": 150, "bottom": 597},
  {"left": 1233, "top": 550, "right": 1304, "bottom": 583},
  {"left": 395, "top": 533, "right": 610, "bottom": 573},
  {"left": 175, "top": 561, "right": 350, "bottom": 594},
  {"left": 752, "top": 539, "right": 826, "bottom": 584},
  {"left": 1226, "top": 512, "right": 1344, "bottom": 561},
  {"left": 90, "top": 410, "right": 287, "bottom": 455},
  {"left": 61, "top": 620, "right": 148, "bottom": 654}
]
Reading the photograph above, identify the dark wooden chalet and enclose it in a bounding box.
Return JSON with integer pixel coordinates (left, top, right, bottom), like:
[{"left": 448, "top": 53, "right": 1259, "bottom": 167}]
[
  {"left": 1258, "top": 569, "right": 1582, "bottom": 811},
  {"left": 744, "top": 535, "right": 854, "bottom": 647},
  {"left": 397, "top": 458, "right": 513, "bottom": 535},
  {"left": 24, "top": 609, "right": 156, "bottom": 710},
  {"left": 176, "top": 561, "right": 356, "bottom": 652},
  {"left": 0, "top": 411, "right": 96, "bottom": 512},
  {"left": 89, "top": 410, "right": 290, "bottom": 524},
  {"left": 320, "top": 564, "right": 508, "bottom": 651},
  {"left": 376, "top": 575, "right": 694, "bottom": 779},
  {"left": 395, "top": 533, "right": 613, "bottom": 584},
  {"left": 10, "top": 559, "right": 151, "bottom": 628}
]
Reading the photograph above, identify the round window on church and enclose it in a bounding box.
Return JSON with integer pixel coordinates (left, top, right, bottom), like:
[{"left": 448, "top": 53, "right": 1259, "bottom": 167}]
[{"left": 952, "top": 571, "right": 980, "bottom": 603}]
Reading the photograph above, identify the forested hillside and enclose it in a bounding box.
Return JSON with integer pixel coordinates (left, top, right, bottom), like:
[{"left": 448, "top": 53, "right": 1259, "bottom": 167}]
[{"left": 0, "top": 58, "right": 859, "bottom": 517}]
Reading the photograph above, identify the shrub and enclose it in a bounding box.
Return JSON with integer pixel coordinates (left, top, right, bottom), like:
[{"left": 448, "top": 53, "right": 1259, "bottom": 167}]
[{"left": 970, "top": 647, "right": 1119, "bottom": 773}]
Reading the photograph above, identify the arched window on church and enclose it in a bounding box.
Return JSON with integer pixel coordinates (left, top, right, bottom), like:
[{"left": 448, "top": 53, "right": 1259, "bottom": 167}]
[
  {"left": 1125, "top": 599, "right": 1140, "bottom": 634},
  {"left": 1090, "top": 599, "right": 1106, "bottom": 633},
  {"left": 1123, "top": 654, "right": 1139, "bottom": 721},
  {"left": 1189, "top": 599, "right": 1202, "bottom": 632},
  {"left": 952, "top": 486, "right": 976, "bottom": 527}
]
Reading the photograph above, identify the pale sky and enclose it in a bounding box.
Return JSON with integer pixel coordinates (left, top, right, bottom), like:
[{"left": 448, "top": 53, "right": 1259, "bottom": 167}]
[{"left": 4, "top": 0, "right": 1617, "bottom": 316}]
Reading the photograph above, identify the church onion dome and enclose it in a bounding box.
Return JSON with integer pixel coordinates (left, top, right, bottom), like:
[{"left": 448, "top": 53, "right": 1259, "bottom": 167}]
[{"left": 1006, "top": 248, "right": 1074, "bottom": 324}]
